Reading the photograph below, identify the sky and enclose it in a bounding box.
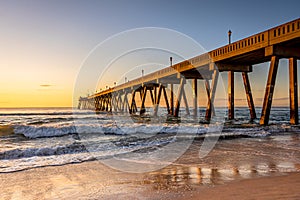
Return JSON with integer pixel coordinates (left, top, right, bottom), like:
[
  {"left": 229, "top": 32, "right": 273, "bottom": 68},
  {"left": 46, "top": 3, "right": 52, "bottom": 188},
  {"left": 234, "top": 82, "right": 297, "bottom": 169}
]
[{"left": 0, "top": 0, "right": 299, "bottom": 108}]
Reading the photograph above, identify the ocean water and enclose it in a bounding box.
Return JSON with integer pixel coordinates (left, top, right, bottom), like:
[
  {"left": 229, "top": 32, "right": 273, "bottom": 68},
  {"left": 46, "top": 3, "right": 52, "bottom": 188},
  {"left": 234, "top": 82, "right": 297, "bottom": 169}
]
[{"left": 0, "top": 107, "right": 300, "bottom": 175}]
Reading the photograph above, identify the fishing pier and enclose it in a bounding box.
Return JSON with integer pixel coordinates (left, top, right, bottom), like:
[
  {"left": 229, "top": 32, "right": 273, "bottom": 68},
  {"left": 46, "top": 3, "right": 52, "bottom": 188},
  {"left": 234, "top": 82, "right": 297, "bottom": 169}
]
[{"left": 78, "top": 18, "right": 300, "bottom": 125}]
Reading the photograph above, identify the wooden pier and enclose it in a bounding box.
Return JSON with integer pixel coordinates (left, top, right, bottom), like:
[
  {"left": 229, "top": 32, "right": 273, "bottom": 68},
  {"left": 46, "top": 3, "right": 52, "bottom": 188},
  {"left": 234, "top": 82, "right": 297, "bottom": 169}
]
[{"left": 79, "top": 18, "right": 300, "bottom": 125}]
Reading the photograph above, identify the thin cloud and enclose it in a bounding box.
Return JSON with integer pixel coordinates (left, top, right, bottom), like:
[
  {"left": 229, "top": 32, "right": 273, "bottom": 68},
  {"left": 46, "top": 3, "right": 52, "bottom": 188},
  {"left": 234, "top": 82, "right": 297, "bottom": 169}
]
[
  {"left": 40, "top": 84, "right": 52, "bottom": 87},
  {"left": 37, "top": 84, "right": 59, "bottom": 92}
]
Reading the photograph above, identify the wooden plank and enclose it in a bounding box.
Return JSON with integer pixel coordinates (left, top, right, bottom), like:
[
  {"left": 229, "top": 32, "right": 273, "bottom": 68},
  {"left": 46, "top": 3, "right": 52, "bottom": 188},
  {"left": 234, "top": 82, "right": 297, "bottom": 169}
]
[
  {"left": 113, "top": 94, "right": 118, "bottom": 112},
  {"left": 112, "top": 94, "right": 118, "bottom": 112},
  {"left": 121, "top": 92, "right": 127, "bottom": 112},
  {"left": 110, "top": 95, "right": 115, "bottom": 111},
  {"left": 82, "top": 100, "right": 85, "bottom": 109},
  {"left": 174, "top": 78, "right": 184, "bottom": 117},
  {"left": 182, "top": 88, "right": 190, "bottom": 116},
  {"left": 97, "top": 97, "right": 101, "bottom": 111},
  {"left": 100, "top": 98, "right": 103, "bottom": 110},
  {"left": 133, "top": 100, "right": 137, "bottom": 113},
  {"left": 163, "top": 87, "right": 170, "bottom": 114},
  {"left": 140, "top": 87, "right": 147, "bottom": 115},
  {"left": 130, "top": 90, "right": 136, "bottom": 114},
  {"left": 242, "top": 72, "right": 257, "bottom": 120},
  {"left": 154, "top": 86, "right": 157, "bottom": 103},
  {"left": 117, "top": 94, "right": 122, "bottom": 111},
  {"left": 102, "top": 98, "right": 106, "bottom": 111},
  {"left": 289, "top": 57, "right": 298, "bottom": 124},
  {"left": 109, "top": 96, "right": 112, "bottom": 111},
  {"left": 97, "top": 98, "right": 101, "bottom": 110},
  {"left": 170, "top": 83, "right": 174, "bottom": 115},
  {"left": 150, "top": 90, "right": 155, "bottom": 105},
  {"left": 192, "top": 79, "right": 198, "bottom": 117},
  {"left": 228, "top": 71, "right": 234, "bottom": 120},
  {"left": 100, "top": 98, "right": 103, "bottom": 111},
  {"left": 94, "top": 98, "right": 98, "bottom": 111},
  {"left": 124, "top": 93, "right": 130, "bottom": 113},
  {"left": 205, "top": 79, "right": 215, "bottom": 117},
  {"left": 139, "top": 89, "right": 143, "bottom": 100},
  {"left": 86, "top": 99, "right": 89, "bottom": 110},
  {"left": 120, "top": 92, "right": 127, "bottom": 113},
  {"left": 93, "top": 98, "right": 96, "bottom": 110},
  {"left": 108, "top": 96, "right": 112, "bottom": 112},
  {"left": 260, "top": 56, "right": 279, "bottom": 125},
  {"left": 104, "top": 98, "right": 107, "bottom": 111},
  {"left": 120, "top": 94, "right": 125, "bottom": 112},
  {"left": 204, "top": 80, "right": 211, "bottom": 100},
  {"left": 153, "top": 84, "right": 163, "bottom": 116},
  {"left": 205, "top": 70, "right": 219, "bottom": 121},
  {"left": 102, "top": 98, "right": 105, "bottom": 110},
  {"left": 116, "top": 94, "right": 121, "bottom": 111}
]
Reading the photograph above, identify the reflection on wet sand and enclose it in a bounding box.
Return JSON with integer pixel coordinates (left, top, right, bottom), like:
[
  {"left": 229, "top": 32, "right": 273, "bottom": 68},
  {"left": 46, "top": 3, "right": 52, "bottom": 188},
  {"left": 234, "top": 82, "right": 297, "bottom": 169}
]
[
  {"left": 144, "top": 161, "right": 299, "bottom": 191},
  {"left": 142, "top": 134, "right": 300, "bottom": 191}
]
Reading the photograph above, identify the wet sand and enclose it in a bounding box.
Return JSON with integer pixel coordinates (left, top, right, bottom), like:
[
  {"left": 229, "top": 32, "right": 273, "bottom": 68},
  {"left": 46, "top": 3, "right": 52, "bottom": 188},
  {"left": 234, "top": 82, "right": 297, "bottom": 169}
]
[
  {"left": 186, "top": 172, "right": 300, "bottom": 200},
  {"left": 1, "top": 135, "right": 300, "bottom": 199},
  {"left": 0, "top": 160, "right": 300, "bottom": 200}
]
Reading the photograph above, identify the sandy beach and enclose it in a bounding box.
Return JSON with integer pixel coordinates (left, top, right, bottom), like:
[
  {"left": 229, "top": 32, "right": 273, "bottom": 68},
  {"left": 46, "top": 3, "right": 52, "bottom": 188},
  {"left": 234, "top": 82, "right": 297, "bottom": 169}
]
[
  {"left": 1, "top": 134, "right": 300, "bottom": 199},
  {"left": 1, "top": 160, "right": 300, "bottom": 200}
]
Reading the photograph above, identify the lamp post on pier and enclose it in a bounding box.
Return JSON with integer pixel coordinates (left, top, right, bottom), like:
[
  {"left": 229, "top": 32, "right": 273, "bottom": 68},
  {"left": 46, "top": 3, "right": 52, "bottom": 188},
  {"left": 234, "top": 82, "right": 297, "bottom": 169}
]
[{"left": 228, "top": 30, "right": 232, "bottom": 44}]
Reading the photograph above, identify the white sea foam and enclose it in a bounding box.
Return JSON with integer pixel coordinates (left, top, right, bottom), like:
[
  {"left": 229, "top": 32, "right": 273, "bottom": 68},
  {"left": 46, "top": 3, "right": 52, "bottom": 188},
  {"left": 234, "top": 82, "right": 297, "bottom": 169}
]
[
  {"left": 13, "top": 123, "right": 298, "bottom": 139},
  {"left": 13, "top": 125, "right": 77, "bottom": 138},
  {"left": 1, "top": 107, "right": 300, "bottom": 173}
]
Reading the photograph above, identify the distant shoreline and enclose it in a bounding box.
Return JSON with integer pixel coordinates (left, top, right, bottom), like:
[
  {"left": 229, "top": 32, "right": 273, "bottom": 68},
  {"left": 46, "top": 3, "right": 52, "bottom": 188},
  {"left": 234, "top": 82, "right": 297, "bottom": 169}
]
[
  {"left": 0, "top": 106, "right": 292, "bottom": 109},
  {"left": 0, "top": 107, "right": 74, "bottom": 109}
]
